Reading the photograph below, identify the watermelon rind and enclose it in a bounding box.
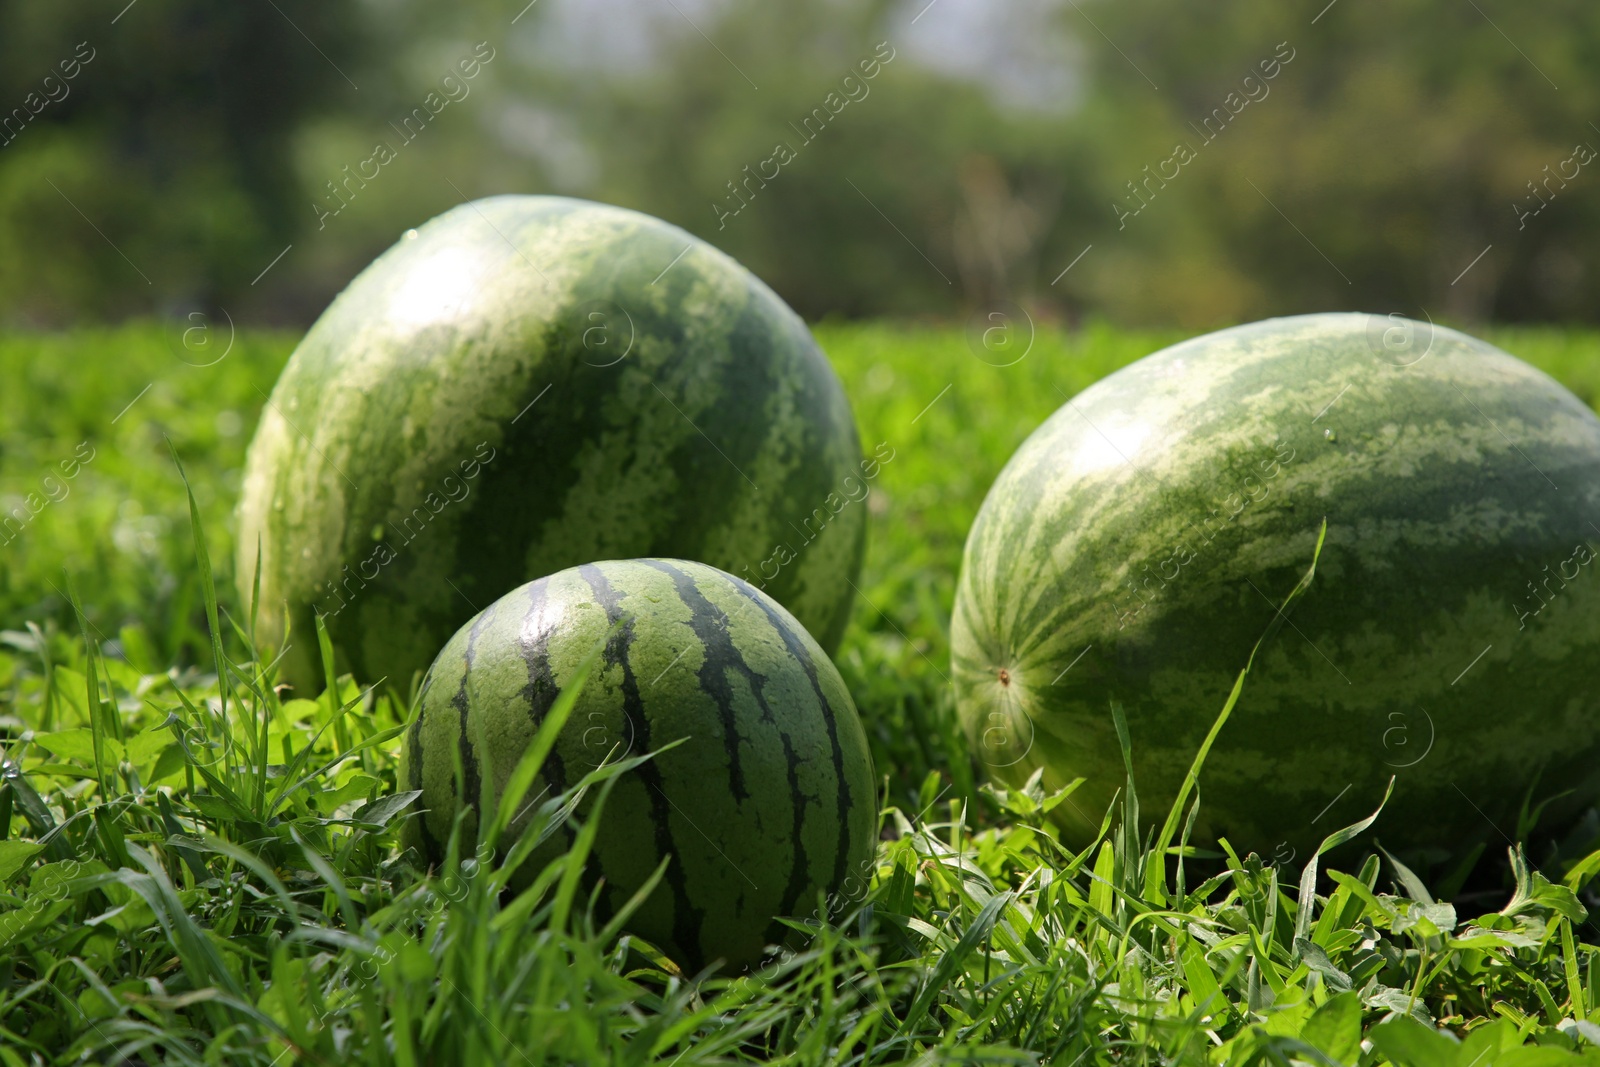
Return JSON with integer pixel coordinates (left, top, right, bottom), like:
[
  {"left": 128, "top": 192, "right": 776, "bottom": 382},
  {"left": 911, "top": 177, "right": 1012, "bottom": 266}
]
[
  {"left": 238, "top": 196, "right": 865, "bottom": 693},
  {"left": 953, "top": 313, "right": 1600, "bottom": 861},
  {"left": 400, "top": 557, "right": 878, "bottom": 971}
]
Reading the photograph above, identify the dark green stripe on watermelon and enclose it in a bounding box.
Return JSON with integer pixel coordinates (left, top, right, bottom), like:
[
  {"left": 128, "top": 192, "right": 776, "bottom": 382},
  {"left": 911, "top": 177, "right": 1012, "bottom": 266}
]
[
  {"left": 722, "top": 570, "right": 860, "bottom": 907},
  {"left": 452, "top": 601, "right": 498, "bottom": 835},
  {"left": 515, "top": 577, "right": 570, "bottom": 797},
  {"left": 578, "top": 562, "right": 704, "bottom": 959},
  {"left": 637, "top": 560, "right": 756, "bottom": 801},
  {"left": 402, "top": 711, "right": 437, "bottom": 864},
  {"left": 638, "top": 559, "right": 813, "bottom": 925}
]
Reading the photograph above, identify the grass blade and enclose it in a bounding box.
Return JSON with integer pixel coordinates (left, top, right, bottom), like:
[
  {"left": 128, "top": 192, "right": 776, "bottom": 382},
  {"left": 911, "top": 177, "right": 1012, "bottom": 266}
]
[
  {"left": 166, "top": 439, "right": 234, "bottom": 733},
  {"left": 482, "top": 628, "right": 608, "bottom": 855},
  {"left": 1146, "top": 517, "right": 1329, "bottom": 904},
  {"left": 62, "top": 572, "right": 108, "bottom": 797},
  {"left": 1294, "top": 776, "right": 1394, "bottom": 947}
]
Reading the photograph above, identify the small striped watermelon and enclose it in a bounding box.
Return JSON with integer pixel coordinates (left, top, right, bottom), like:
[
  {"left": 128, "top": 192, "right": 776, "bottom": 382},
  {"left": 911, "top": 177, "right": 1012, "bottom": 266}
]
[
  {"left": 952, "top": 313, "right": 1600, "bottom": 859},
  {"left": 238, "top": 196, "right": 865, "bottom": 694},
  {"left": 400, "top": 558, "right": 878, "bottom": 971}
]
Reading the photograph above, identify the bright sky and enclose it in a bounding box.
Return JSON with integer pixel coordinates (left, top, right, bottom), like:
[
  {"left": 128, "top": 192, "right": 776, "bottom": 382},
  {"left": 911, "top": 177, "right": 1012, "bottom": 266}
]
[{"left": 515, "top": 0, "right": 1080, "bottom": 113}]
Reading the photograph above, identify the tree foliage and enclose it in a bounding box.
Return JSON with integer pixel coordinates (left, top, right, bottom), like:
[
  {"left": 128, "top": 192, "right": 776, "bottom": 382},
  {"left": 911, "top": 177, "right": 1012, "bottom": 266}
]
[{"left": 0, "top": 0, "right": 1596, "bottom": 326}]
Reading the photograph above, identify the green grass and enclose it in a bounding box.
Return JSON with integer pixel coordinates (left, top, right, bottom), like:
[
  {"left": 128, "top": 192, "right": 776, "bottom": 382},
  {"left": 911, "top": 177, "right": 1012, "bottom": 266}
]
[{"left": 4, "top": 319, "right": 1600, "bottom": 1063}]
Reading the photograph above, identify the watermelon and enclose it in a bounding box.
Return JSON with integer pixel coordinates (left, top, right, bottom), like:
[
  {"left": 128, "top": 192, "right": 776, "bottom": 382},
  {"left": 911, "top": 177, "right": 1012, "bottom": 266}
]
[
  {"left": 237, "top": 196, "right": 865, "bottom": 693},
  {"left": 399, "top": 558, "right": 878, "bottom": 971},
  {"left": 952, "top": 313, "right": 1600, "bottom": 860}
]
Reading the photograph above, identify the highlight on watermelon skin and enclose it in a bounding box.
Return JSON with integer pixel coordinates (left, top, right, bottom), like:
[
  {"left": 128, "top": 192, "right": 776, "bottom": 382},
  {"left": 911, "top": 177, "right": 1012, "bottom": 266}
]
[{"left": 237, "top": 196, "right": 866, "bottom": 697}]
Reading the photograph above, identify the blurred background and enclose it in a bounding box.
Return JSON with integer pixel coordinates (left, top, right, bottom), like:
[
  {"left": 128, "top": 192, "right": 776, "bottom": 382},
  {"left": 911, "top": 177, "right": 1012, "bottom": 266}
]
[{"left": 3, "top": 0, "right": 1597, "bottom": 331}]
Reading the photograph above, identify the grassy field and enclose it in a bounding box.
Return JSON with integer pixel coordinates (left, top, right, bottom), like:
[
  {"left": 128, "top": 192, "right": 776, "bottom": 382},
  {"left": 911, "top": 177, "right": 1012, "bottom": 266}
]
[{"left": 5, "top": 319, "right": 1600, "bottom": 1063}]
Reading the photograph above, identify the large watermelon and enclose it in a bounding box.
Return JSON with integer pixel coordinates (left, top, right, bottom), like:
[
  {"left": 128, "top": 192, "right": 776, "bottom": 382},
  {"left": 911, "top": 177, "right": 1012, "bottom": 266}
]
[
  {"left": 952, "top": 313, "right": 1600, "bottom": 860},
  {"left": 400, "top": 558, "right": 878, "bottom": 971},
  {"left": 238, "top": 196, "right": 865, "bottom": 693}
]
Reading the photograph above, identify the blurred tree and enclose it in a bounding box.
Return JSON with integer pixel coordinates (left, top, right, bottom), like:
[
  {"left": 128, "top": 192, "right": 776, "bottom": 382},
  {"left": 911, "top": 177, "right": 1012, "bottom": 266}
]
[
  {"left": 509, "top": 0, "right": 1092, "bottom": 320},
  {"left": 2, "top": 0, "right": 1599, "bottom": 328},
  {"left": 0, "top": 0, "right": 365, "bottom": 324},
  {"left": 1065, "top": 0, "right": 1600, "bottom": 325}
]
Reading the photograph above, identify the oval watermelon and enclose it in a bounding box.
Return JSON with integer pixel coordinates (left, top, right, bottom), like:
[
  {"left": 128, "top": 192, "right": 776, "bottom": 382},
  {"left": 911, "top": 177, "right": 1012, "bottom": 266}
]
[
  {"left": 237, "top": 196, "right": 865, "bottom": 693},
  {"left": 952, "top": 313, "right": 1600, "bottom": 860},
  {"left": 399, "top": 558, "right": 878, "bottom": 971}
]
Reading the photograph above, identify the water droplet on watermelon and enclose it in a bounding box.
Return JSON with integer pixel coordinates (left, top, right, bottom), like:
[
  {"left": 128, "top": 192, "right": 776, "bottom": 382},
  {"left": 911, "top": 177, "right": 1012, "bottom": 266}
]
[{"left": 1324, "top": 429, "right": 1337, "bottom": 441}]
